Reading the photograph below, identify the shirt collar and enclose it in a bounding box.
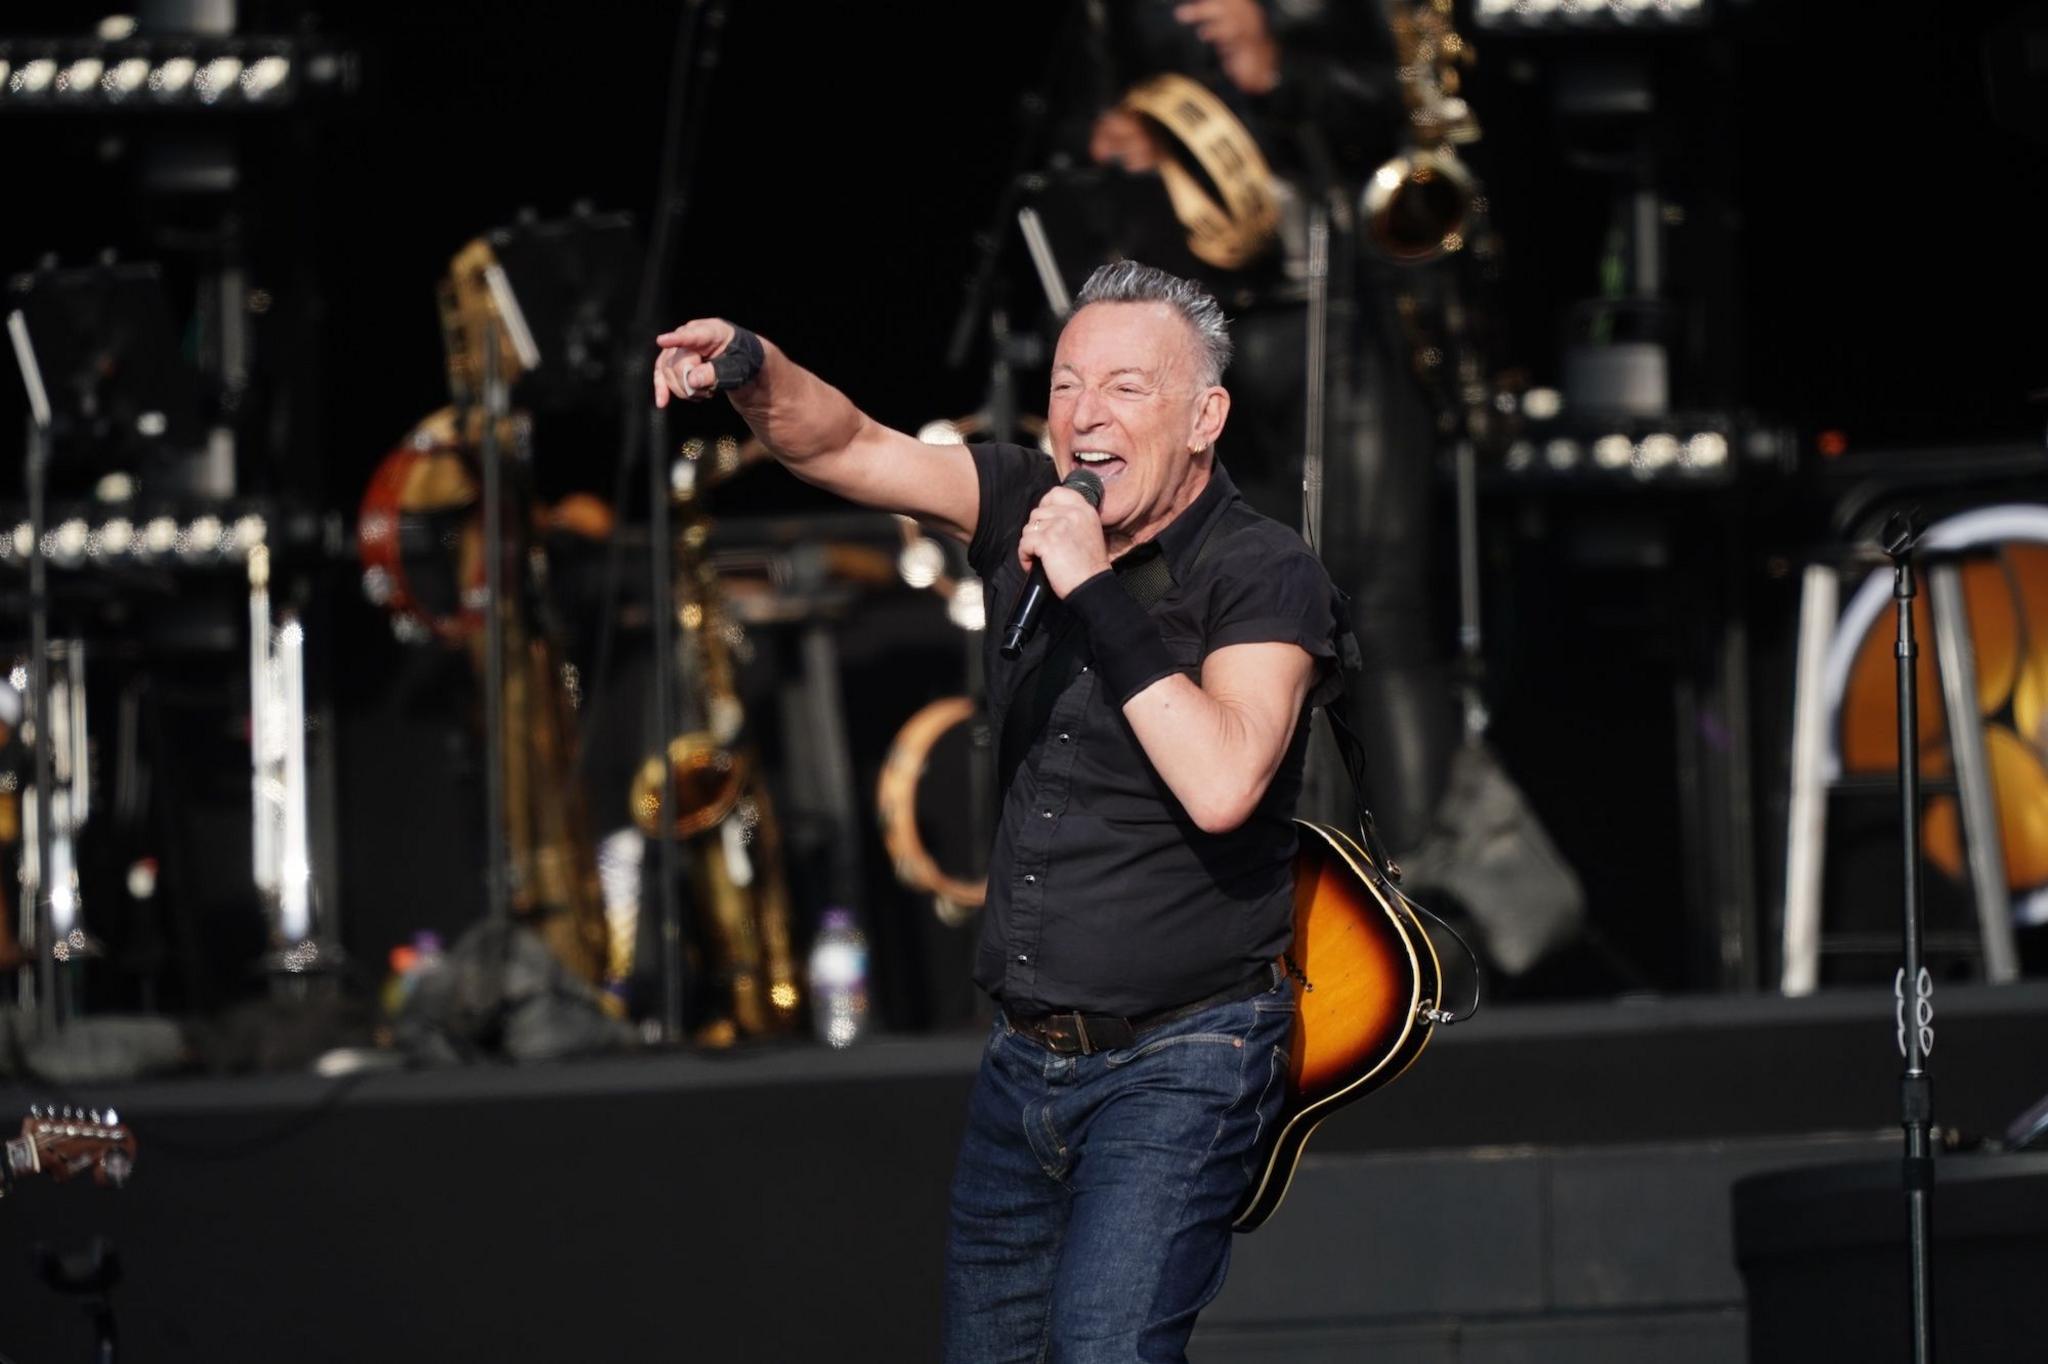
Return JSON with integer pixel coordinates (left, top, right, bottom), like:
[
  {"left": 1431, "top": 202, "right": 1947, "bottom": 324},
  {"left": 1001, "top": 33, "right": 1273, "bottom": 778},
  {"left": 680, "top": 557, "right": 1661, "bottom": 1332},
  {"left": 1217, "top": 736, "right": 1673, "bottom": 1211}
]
[{"left": 1113, "top": 459, "right": 1240, "bottom": 583}]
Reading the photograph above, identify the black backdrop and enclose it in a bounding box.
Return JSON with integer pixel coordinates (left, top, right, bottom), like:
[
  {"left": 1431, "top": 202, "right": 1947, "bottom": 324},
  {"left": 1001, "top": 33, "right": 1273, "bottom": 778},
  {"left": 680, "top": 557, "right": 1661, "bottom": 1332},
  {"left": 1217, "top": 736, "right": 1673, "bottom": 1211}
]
[{"left": 0, "top": 0, "right": 2045, "bottom": 1019}]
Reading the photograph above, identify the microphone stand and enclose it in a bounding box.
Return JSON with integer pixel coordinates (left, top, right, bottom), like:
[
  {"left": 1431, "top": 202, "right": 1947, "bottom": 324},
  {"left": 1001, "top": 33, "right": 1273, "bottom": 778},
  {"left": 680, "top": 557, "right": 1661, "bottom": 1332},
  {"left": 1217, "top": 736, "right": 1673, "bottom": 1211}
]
[
  {"left": 944, "top": 0, "right": 1095, "bottom": 375},
  {"left": 1882, "top": 509, "right": 1936, "bottom": 1364},
  {"left": 647, "top": 403, "right": 682, "bottom": 1042},
  {"left": 479, "top": 317, "right": 513, "bottom": 1007},
  {"left": 593, "top": 0, "right": 723, "bottom": 1043},
  {"left": 7, "top": 311, "right": 61, "bottom": 1033}
]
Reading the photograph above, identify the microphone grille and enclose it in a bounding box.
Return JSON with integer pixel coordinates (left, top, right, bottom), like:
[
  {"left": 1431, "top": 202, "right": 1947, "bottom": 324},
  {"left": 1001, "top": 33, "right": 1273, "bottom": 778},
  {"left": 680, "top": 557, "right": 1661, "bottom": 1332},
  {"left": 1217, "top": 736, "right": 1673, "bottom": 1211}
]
[{"left": 1063, "top": 468, "right": 1105, "bottom": 508}]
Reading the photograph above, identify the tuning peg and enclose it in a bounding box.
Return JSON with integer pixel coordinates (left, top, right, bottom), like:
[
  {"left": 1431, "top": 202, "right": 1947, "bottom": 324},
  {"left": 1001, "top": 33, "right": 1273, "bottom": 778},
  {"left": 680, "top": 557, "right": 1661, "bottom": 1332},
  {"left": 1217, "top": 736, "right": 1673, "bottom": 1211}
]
[
  {"left": 104, "top": 1109, "right": 118, "bottom": 1127},
  {"left": 28, "top": 1105, "right": 38, "bottom": 1119},
  {"left": 89, "top": 1110, "right": 101, "bottom": 1125}
]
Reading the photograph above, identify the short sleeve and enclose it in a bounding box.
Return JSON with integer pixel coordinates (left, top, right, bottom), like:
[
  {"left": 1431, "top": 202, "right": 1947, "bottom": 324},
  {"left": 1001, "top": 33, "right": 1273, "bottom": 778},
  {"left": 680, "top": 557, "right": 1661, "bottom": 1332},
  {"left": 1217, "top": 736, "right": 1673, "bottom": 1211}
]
[
  {"left": 1203, "top": 536, "right": 1344, "bottom": 706},
  {"left": 965, "top": 442, "right": 1058, "bottom": 582}
]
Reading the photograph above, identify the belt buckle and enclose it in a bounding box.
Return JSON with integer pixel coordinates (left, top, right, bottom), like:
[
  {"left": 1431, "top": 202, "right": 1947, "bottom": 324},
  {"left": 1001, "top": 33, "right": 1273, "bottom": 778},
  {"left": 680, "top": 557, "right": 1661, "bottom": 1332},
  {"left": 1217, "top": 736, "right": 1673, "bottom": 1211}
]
[
  {"left": 1046, "top": 1014, "right": 1087, "bottom": 1055},
  {"left": 1026, "top": 1013, "right": 1086, "bottom": 1055}
]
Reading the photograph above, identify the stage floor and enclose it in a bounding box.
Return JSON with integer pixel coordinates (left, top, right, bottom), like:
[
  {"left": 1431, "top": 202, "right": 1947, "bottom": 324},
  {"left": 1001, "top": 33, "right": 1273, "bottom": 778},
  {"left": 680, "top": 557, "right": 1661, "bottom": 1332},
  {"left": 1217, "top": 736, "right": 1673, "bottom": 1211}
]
[{"left": 0, "top": 982, "right": 2043, "bottom": 1362}]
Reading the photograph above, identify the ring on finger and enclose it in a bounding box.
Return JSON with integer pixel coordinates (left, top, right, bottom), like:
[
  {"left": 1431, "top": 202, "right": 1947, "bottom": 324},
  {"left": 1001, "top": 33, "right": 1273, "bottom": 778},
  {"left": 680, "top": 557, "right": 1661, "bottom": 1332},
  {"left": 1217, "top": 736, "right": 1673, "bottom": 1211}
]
[{"left": 679, "top": 360, "right": 697, "bottom": 399}]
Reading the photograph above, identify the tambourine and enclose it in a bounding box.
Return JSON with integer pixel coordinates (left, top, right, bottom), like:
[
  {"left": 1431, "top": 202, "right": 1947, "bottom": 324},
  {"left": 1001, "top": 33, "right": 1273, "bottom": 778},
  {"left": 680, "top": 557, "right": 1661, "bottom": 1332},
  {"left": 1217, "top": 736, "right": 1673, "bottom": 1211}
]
[
  {"left": 876, "top": 696, "right": 991, "bottom": 926},
  {"left": 1121, "top": 73, "right": 1281, "bottom": 271}
]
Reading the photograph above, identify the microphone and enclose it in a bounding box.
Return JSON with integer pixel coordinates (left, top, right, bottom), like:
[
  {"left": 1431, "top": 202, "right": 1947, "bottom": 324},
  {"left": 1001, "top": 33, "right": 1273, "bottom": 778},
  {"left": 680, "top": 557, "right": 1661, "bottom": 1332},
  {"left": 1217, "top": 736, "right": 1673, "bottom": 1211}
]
[{"left": 1000, "top": 468, "right": 1104, "bottom": 660}]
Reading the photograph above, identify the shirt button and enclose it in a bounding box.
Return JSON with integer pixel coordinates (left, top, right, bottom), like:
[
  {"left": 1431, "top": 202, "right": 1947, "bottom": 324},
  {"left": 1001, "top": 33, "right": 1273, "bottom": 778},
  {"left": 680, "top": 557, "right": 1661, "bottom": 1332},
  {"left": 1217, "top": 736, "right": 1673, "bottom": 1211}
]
[
  {"left": 1024, "top": 873, "right": 1037, "bottom": 883},
  {"left": 1041, "top": 809, "right": 1054, "bottom": 819},
  {"left": 1057, "top": 732, "right": 1071, "bottom": 744},
  {"left": 1015, "top": 954, "right": 1029, "bottom": 964}
]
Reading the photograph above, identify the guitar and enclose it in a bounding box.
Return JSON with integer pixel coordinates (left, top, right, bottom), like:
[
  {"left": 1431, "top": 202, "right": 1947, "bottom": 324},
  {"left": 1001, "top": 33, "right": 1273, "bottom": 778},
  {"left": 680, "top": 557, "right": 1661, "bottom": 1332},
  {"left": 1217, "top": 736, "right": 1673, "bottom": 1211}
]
[
  {"left": 2, "top": 1107, "right": 136, "bottom": 1192},
  {"left": 1234, "top": 819, "right": 1447, "bottom": 1232}
]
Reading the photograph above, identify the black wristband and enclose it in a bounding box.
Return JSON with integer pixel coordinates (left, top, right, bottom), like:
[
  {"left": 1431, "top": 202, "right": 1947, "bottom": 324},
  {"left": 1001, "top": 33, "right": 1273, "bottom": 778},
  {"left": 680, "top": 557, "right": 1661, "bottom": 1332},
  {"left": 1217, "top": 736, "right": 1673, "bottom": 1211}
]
[
  {"left": 711, "top": 327, "right": 766, "bottom": 390},
  {"left": 1066, "top": 570, "right": 1180, "bottom": 705}
]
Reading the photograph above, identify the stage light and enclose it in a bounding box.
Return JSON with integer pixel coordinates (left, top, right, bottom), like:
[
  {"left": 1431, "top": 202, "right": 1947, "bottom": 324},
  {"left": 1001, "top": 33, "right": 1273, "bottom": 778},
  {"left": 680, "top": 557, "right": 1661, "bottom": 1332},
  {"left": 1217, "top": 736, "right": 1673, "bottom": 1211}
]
[
  {"left": 103, "top": 56, "right": 149, "bottom": 97},
  {"left": 141, "top": 515, "right": 177, "bottom": 556},
  {"left": 241, "top": 54, "right": 289, "bottom": 100},
  {"left": 0, "top": 37, "right": 346, "bottom": 112},
  {"left": 1522, "top": 387, "right": 1563, "bottom": 421},
  {"left": 149, "top": 56, "right": 195, "bottom": 95},
  {"left": 948, "top": 577, "right": 985, "bottom": 632},
  {"left": 917, "top": 419, "right": 964, "bottom": 445},
  {"left": 1543, "top": 437, "right": 1581, "bottom": 471},
  {"left": 898, "top": 536, "right": 945, "bottom": 590},
  {"left": 1476, "top": 0, "right": 1710, "bottom": 29},
  {"left": 11, "top": 58, "right": 58, "bottom": 96},
  {"left": 195, "top": 55, "right": 241, "bottom": 103},
  {"left": 1504, "top": 441, "right": 1535, "bottom": 473},
  {"left": 56, "top": 57, "right": 103, "bottom": 95},
  {"left": 182, "top": 514, "right": 223, "bottom": 559},
  {"left": 1635, "top": 432, "right": 1680, "bottom": 474},
  {"left": 1592, "top": 434, "right": 1633, "bottom": 470},
  {"left": 1685, "top": 431, "right": 1729, "bottom": 470},
  {"left": 51, "top": 519, "right": 89, "bottom": 567},
  {"left": 232, "top": 513, "right": 267, "bottom": 554},
  {"left": 95, "top": 518, "right": 133, "bottom": 558}
]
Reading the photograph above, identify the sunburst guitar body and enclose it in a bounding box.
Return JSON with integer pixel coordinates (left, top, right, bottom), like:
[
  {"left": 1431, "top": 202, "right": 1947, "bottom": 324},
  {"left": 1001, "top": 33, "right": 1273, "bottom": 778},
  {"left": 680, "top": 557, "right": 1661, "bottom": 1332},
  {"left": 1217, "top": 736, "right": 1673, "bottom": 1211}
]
[{"left": 1234, "top": 818, "right": 1446, "bottom": 1232}]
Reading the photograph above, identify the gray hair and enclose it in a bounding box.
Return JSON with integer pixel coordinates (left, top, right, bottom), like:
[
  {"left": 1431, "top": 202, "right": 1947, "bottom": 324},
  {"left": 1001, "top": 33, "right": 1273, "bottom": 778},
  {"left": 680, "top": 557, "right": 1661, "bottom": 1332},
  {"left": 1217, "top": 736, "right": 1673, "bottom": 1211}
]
[{"left": 1073, "top": 261, "right": 1233, "bottom": 387}]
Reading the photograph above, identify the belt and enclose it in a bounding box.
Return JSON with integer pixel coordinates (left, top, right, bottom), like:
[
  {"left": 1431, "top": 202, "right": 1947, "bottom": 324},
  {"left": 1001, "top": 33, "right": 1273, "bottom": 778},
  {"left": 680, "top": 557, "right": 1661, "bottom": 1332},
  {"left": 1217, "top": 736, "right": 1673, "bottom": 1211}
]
[{"left": 1005, "top": 962, "right": 1282, "bottom": 1057}]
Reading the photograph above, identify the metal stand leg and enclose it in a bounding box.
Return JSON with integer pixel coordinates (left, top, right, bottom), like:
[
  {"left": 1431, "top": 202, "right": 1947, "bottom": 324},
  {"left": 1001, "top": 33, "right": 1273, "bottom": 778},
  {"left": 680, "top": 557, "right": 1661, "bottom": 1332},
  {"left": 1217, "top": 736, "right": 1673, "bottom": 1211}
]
[
  {"left": 798, "top": 621, "right": 861, "bottom": 907},
  {"left": 1926, "top": 561, "right": 2019, "bottom": 983},
  {"left": 1781, "top": 563, "right": 1837, "bottom": 996}
]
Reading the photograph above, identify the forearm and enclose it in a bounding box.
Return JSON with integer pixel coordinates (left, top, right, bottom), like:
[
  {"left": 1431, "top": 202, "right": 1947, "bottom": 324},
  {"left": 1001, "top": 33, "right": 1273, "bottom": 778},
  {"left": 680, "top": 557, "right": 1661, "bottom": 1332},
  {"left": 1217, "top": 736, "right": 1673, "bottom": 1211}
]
[
  {"left": 1123, "top": 674, "right": 1287, "bottom": 835},
  {"left": 726, "top": 338, "right": 870, "bottom": 470}
]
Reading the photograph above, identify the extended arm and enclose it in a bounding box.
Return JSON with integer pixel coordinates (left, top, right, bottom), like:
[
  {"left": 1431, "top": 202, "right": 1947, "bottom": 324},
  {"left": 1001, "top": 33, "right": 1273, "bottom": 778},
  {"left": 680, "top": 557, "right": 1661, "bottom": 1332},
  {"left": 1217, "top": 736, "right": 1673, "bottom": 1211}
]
[{"left": 653, "top": 319, "right": 981, "bottom": 543}]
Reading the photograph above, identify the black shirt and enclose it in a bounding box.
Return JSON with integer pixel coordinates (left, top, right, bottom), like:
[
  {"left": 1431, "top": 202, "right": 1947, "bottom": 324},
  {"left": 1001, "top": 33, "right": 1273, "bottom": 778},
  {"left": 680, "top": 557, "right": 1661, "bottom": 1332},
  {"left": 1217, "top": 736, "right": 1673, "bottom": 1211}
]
[{"left": 965, "top": 442, "right": 1340, "bottom": 1016}]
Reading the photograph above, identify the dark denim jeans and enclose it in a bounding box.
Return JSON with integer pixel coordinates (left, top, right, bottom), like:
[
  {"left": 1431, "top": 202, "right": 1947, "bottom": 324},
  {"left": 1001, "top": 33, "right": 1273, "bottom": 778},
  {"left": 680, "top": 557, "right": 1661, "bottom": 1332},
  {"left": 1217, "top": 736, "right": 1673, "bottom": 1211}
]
[{"left": 942, "top": 978, "right": 1296, "bottom": 1363}]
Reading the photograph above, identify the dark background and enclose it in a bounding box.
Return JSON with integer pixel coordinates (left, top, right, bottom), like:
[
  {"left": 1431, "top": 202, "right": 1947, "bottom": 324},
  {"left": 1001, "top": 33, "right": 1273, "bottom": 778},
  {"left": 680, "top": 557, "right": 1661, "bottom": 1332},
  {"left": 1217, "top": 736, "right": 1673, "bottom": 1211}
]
[{"left": 0, "top": 0, "right": 2044, "bottom": 1024}]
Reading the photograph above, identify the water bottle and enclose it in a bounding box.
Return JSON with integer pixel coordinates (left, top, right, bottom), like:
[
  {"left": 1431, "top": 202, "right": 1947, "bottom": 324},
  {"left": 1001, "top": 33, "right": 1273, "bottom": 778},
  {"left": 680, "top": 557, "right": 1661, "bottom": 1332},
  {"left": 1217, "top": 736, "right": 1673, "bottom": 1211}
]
[
  {"left": 807, "top": 908, "right": 869, "bottom": 1048},
  {"left": 381, "top": 930, "right": 445, "bottom": 1019}
]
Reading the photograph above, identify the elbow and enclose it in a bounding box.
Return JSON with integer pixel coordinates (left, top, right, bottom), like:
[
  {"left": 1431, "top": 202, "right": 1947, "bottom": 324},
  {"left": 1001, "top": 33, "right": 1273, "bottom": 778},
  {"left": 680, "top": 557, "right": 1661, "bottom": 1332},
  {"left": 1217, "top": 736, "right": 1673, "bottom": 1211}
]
[{"left": 1187, "top": 785, "right": 1264, "bottom": 836}]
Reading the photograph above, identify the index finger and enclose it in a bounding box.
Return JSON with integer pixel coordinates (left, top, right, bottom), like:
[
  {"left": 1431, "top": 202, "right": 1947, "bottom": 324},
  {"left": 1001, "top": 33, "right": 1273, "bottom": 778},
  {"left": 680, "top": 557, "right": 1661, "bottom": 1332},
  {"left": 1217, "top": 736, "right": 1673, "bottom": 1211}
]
[{"left": 655, "top": 319, "right": 726, "bottom": 351}]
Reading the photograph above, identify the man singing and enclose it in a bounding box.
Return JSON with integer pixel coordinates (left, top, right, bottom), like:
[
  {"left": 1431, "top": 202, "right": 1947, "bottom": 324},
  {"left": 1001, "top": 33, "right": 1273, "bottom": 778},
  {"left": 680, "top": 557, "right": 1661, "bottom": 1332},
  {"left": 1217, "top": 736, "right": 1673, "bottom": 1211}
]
[{"left": 654, "top": 261, "right": 1340, "bottom": 1362}]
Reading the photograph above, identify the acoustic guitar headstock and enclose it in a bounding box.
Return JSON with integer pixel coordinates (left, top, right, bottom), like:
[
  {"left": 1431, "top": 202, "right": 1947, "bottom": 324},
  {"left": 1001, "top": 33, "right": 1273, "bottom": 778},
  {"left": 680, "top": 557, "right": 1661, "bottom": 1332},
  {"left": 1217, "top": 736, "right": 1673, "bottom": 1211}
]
[{"left": 15, "top": 1106, "right": 136, "bottom": 1188}]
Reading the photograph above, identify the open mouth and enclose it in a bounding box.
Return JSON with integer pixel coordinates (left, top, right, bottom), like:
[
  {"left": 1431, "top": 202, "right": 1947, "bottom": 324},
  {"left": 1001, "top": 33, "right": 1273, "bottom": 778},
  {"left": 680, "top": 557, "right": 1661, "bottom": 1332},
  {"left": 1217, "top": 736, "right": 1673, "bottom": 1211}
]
[{"left": 1072, "top": 451, "right": 1127, "bottom": 482}]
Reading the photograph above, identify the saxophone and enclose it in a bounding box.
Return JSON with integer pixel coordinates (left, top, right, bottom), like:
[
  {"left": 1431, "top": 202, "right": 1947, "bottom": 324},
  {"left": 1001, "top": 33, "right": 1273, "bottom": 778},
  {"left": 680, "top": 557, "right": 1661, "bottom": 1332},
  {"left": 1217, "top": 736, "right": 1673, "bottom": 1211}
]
[
  {"left": 1365, "top": 0, "right": 1482, "bottom": 264},
  {"left": 629, "top": 436, "right": 801, "bottom": 1043}
]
